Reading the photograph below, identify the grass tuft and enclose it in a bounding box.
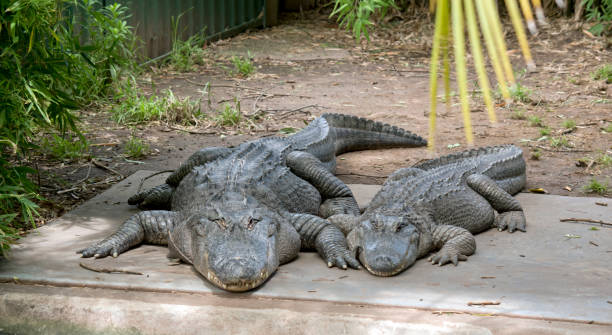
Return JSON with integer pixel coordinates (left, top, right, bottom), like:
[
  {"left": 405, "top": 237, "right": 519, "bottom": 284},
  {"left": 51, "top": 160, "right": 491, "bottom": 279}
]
[
  {"left": 230, "top": 52, "right": 255, "bottom": 77},
  {"left": 124, "top": 136, "right": 149, "bottom": 158},
  {"left": 583, "top": 178, "right": 608, "bottom": 195}
]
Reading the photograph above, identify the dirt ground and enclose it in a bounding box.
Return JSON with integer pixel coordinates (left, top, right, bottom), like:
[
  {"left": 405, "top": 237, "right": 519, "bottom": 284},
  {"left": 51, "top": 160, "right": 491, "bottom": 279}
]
[{"left": 32, "top": 11, "right": 611, "bottom": 223}]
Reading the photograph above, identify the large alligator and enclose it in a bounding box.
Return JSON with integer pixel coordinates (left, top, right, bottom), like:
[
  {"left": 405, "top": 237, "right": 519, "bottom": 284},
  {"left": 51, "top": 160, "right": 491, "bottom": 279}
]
[
  {"left": 330, "top": 145, "right": 526, "bottom": 276},
  {"left": 78, "top": 113, "right": 426, "bottom": 291}
]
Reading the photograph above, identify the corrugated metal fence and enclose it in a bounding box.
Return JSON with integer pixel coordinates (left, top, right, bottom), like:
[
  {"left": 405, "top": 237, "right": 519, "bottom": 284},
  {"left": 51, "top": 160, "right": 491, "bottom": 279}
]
[
  {"left": 118, "top": 0, "right": 266, "bottom": 59},
  {"left": 71, "top": 0, "right": 267, "bottom": 59}
]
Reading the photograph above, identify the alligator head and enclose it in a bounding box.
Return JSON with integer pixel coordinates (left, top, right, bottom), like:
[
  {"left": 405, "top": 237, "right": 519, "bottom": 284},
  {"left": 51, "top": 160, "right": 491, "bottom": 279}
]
[
  {"left": 170, "top": 193, "right": 284, "bottom": 292},
  {"left": 347, "top": 211, "right": 433, "bottom": 276}
]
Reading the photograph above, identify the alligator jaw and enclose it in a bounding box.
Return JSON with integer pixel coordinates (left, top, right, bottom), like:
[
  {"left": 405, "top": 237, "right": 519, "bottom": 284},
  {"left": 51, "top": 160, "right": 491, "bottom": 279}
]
[{"left": 205, "top": 268, "right": 271, "bottom": 292}]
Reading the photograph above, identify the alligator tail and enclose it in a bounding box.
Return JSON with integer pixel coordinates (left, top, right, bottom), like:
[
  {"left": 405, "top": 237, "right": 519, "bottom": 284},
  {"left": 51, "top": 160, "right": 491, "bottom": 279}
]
[
  {"left": 321, "top": 113, "right": 427, "bottom": 155},
  {"left": 412, "top": 145, "right": 522, "bottom": 170}
]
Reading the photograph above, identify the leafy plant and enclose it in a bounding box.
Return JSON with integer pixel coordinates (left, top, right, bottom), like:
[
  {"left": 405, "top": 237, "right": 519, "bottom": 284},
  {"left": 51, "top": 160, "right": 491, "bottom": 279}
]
[
  {"left": 583, "top": 0, "right": 612, "bottom": 36},
  {"left": 508, "top": 83, "right": 532, "bottom": 103},
  {"left": 550, "top": 136, "right": 570, "bottom": 148},
  {"left": 41, "top": 134, "right": 90, "bottom": 161},
  {"left": 530, "top": 149, "right": 541, "bottom": 160},
  {"left": 111, "top": 85, "right": 203, "bottom": 125},
  {"left": 591, "top": 64, "right": 612, "bottom": 83},
  {"left": 124, "top": 136, "right": 149, "bottom": 158},
  {"left": 168, "top": 13, "right": 207, "bottom": 72},
  {"left": 583, "top": 178, "right": 609, "bottom": 194},
  {"left": 0, "top": 158, "right": 40, "bottom": 256},
  {"left": 216, "top": 99, "right": 242, "bottom": 126},
  {"left": 562, "top": 119, "right": 576, "bottom": 129},
  {"left": 510, "top": 109, "right": 526, "bottom": 120},
  {"left": 539, "top": 127, "right": 551, "bottom": 136},
  {"left": 0, "top": 0, "right": 137, "bottom": 252},
  {"left": 230, "top": 52, "right": 254, "bottom": 77},
  {"left": 527, "top": 115, "right": 543, "bottom": 127},
  {"left": 596, "top": 153, "right": 612, "bottom": 167},
  {"left": 330, "top": 0, "right": 397, "bottom": 42}
]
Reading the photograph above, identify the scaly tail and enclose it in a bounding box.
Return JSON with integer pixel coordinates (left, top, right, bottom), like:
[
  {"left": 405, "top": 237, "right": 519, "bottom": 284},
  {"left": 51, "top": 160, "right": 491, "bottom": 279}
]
[{"left": 321, "top": 113, "right": 427, "bottom": 155}]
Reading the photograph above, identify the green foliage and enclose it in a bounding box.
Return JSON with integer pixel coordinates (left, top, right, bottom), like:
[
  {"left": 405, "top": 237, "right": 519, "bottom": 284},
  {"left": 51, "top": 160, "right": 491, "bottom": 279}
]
[
  {"left": 562, "top": 119, "right": 576, "bottom": 129},
  {"left": 279, "top": 127, "right": 298, "bottom": 135},
  {"left": 0, "top": 158, "right": 41, "bottom": 256},
  {"left": 530, "top": 149, "right": 541, "bottom": 160},
  {"left": 41, "top": 134, "right": 90, "bottom": 161},
  {"left": 583, "top": 178, "right": 609, "bottom": 194},
  {"left": 604, "top": 123, "right": 612, "bottom": 133},
  {"left": 527, "top": 115, "right": 543, "bottom": 127},
  {"left": 111, "top": 85, "right": 203, "bottom": 125},
  {"left": 550, "top": 136, "right": 570, "bottom": 148},
  {"left": 216, "top": 99, "right": 242, "bottom": 126},
  {"left": 508, "top": 83, "right": 532, "bottom": 103},
  {"left": 582, "top": 0, "right": 612, "bottom": 36},
  {"left": 124, "top": 136, "right": 149, "bottom": 158},
  {"left": 168, "top": 13, "right": 206, "bottom": 72},
  {"left": 230, "top": 52, "right": 254, "bottom": 77},
  {"left": 0, "top": 0, "right": 137, "bottom": 252},
  {"left": 591, "top": 64, "right": 612, "bottom": 83},
  {"left": 596, "top": 152, "right": 612, "bottom": 167},
  {"left": 510, "top": 109, "right": 526, "bottom": 120},
  {"left": 539, "top": 127, "right": 551, "bottom": 136},
  {"left": 330, "top": 0, "right": 396, "bottom": 42}
]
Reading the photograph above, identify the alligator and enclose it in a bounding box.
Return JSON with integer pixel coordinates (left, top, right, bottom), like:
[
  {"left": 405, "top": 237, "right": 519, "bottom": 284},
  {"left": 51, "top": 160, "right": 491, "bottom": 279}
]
[
  {"left": 78, "top": 113, "right": 427, "bottom": 291},
  {"left": 329, "top": 145, "right": 526, "bottom": 277}
]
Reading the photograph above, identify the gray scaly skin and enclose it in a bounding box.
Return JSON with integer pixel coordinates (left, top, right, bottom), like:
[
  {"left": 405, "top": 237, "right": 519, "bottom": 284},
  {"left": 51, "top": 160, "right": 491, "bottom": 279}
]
[
  {"left": 78, "top": 113, "right": 426, "bottom": 291},
  {"left": 330, "top": 145, "right": 526, "bottom": 277}
]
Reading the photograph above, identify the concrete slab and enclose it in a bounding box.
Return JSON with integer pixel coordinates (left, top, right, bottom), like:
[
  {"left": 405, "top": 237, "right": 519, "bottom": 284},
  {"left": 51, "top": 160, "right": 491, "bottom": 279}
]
[{"left": 1, "top": 171, "right": 611, "bottom": 333}]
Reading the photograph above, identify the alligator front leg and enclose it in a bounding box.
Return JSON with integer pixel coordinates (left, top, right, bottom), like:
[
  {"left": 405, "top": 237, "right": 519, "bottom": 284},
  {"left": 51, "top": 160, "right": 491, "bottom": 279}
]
[
  {"left": 429, "top": 225, "right": 476, "bottom": 266},
  {"left": 129, "top": 147, "right": 233, "bottom": 209},
  {"left": 289, "top": 213, "right": 360, "bottom": 269},
  {"left": 466, "top": 174, "right": 526, "bottom": 233},
  {"left": 77, "top": 211, "right": 178, "bottom": 258},
  {"left": 286, "top": 151, "right": 360, "bottom": 217}
]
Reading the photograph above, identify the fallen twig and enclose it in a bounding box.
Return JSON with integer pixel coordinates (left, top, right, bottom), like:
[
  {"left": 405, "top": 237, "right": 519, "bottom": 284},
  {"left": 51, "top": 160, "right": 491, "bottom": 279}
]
[
  {"left": 467, "top": 301, "right": 501, "bottom": 306},
  {"left": 57, "top": 163, "right": 93, "bottom": 194},
  {"left": 530, "top": 144, "right": 592, "bottom": 153},
  {"left": 168, "top": 125, "right": 217, "bottom": 135},
  {"left": 79, "top": 262, "right": 143, "bottom": 275},
  {"left": 92, "top": 159, "right": 123, "bottom": 178},
  {"left": 185, "top": 79, "right": 263, "bottom": 93},
  {"left": 560, "top": 218, "right": 612, "bottom": 227},
  {"left": 595, "top": 202, "right": 608, "bottom": 207}
]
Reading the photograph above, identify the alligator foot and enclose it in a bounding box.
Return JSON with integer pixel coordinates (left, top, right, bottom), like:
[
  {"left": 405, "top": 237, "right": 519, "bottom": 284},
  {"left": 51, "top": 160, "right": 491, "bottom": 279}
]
[
  {"left": 315, "top": 225, "right": 361, "bottom": 270},
  {"left": 494, "top": 211, "right": 526, "bottom": 233},
  {"left": 428, "top": 246, "right": 469, "bottom": 266}
]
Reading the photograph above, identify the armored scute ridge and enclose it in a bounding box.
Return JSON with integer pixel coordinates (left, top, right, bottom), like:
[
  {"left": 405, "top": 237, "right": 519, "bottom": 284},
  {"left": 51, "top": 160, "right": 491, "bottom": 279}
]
[
  {"left": 330, "top": 145, "right": 527, "bottom": 277},
  {"left": 78, "top": 113, "right": 427, "bottom": 291}
]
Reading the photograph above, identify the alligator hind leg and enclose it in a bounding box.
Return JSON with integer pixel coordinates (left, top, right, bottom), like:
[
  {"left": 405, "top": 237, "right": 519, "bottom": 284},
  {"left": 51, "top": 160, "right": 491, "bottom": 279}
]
[
  {"left": 129, "top": 147, "right": 233, "bottom": 209},
  {"left": 466, "top": 174, "right": 526, "bottom": 233},
  {"left": 77, "top": 210, "right": 178, "bottom": 258},
  {"left": 286, "top": 151, "right": 360, "bottom": 217}
]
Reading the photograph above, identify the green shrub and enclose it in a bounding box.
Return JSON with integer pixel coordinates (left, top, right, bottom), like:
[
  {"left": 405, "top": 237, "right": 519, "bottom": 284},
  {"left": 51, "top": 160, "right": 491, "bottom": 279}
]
[
  {"left": 230, "top": 52, "right": 255, "bottom": 77},
  {"left": 562, "top": 119, "right": 576, "bottom": 129},
  {"left": 583, "top": 0, "right": 612, "bottom": 36},
  {"left": 0, "top": 0, "right": 137, "bottom": 252},
  {"left": 330, "top": 0, "right": 396, "bottom": 41},
  {"left": 583, "top": 178, "right": 609, "bottom": 194},
  {"left": 124, "top": 136, "right": 149, "bottom": 158},
  {"left": 41, "top": 134, "right": 90, "bottom": 161},
  {"left": 527, "top": 115, "right": 543, "bottom": 127},
  {"left": 168, "top": 13, "right": 206, "bottom": 72},
  {"left": 591, "top": 64, "right": 612, "bottom": 83},
  {"left": 216, "top": 99, "right": 242, "bottom": 126}
]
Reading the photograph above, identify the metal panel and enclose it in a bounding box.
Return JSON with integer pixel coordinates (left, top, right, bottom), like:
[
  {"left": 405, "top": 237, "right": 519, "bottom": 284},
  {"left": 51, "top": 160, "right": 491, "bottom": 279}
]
[{"left": 72, "top": 0, "right": 266, "bottom": 59}]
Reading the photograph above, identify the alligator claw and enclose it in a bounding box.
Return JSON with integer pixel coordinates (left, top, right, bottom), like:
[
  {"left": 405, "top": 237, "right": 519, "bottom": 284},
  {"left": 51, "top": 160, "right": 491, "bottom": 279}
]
[
  {"left": 494, "top": 211, "right": 526, "bottom": 233},
  {"left": 316, "top": 225, "right": 361, "bottom": 270},
  {"left": 429, "top": 248, "right": 468, "bottom": 266}
]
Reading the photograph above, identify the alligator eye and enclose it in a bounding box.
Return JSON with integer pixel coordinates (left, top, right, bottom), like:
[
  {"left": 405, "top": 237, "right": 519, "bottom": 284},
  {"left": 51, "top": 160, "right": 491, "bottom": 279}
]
[
  {"left": 246, "top": 217, "right": 260, "bottom": 230},
  {"left": 214, "top": 219, "right": 227, "bottom": 230}
]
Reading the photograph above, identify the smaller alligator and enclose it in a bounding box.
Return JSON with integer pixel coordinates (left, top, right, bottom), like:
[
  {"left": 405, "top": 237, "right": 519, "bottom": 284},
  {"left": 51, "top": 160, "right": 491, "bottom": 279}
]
[
  {"left": 330, "top": 145, "right": 526, "bottom": 276},
  {"left": 78, "top": 113, "right": 426, "bottom": 291}
]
